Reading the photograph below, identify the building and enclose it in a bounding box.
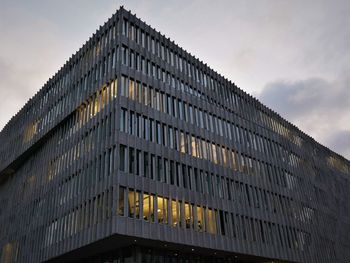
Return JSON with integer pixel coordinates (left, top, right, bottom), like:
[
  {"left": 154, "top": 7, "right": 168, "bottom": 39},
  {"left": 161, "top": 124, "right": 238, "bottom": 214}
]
[{"left": 0, "top": 6, "right": 350, "bottom": 263}]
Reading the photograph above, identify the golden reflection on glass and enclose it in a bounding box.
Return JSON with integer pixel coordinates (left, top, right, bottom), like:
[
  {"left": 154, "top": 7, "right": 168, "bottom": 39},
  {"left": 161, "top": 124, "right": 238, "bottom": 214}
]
[
  {"left": 191, "top": 136, "right": 197, "bottom": 157},
  {"left": 157, "top": 196, "right": 164, "bottom": 223},
  {"left": 212, "top": 144, "right": 218, "bottom": 164},
  {"left": 23, "top": 121, "right": 38, "bottom": 143},
  {"left": 207, "top": 208, "right": 216, "bottom": 234},
  {"left": 129, "top": 79, "right": 135, "bottom": 100},
  {"left": 118, "top": 187, "right": 125, "bottom": 216},
  {"left": 180, "top": 132, "right": 186, "bottom": 153},
  {"left": 135, "top": 191, "right": 140, "bottom": 219},
  {"left": 185, "top": 203, "right": 192, "bottom": 229},
  {"left": 197, "top": 206, "right": 204, "bottom": 232},
  {"left": 222, "top": 147, "right": 227, "bottom": 166},
  {"left": 172, "top": 200, "right": 178, "bottom": 227},
  {"left": 143, "top": 193, "right": 154, "bottom": 222},
  {"left": 143, "top": 193, "right": 150, "bottom": 221}
]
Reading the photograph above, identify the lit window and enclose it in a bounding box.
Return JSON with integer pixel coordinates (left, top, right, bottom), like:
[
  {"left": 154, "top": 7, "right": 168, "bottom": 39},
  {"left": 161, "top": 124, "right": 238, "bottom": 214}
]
[
  {"left": 207, "top": 208, "right": 217, "bottom": 234},
  {"left": 128, "top": 190, "right": 135, "bottom": 218},
  {"left": 118, "top": 187, "right": 125, "bottom": 216},
  {"left": 185, "top": 203, "right": 193, "bottom": 229},
  {"left": 129, "top": 79, "right": 135, "bottom": 100},
  {"left": 171, "top": 200, "right": 178, "bottom": 227},
  {"left": 143, "top": 193, "right": 154, "bottom": 222},
  {"left": 180, "top": 131, "right": 186, "bottom": 154},
  {"left": 157, "top": 196, "right": 164, "bottom": 223}
]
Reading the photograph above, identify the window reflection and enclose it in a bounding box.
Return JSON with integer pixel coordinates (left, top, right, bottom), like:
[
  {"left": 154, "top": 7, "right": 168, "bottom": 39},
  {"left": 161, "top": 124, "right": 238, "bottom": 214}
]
[
  {"left": 128, "top": 190, "right": 135, "bottom": 218},
  {"left": 207, "top": 208, "right": 217, "bottom": 234},
  {"left": 171, "top": 200, "right": 178, "bottom": 227},
  {"left": 118, "top": 188, "right": 220, "bottom": 235},
  {"left": 118, "top": 187, "right": 125, "bottom": 216},
  {"left": 197, "top": 206, "right": 205, "bottom": 232},
  {"left": 143, "top": 193, "right": 154, "bottom": 222}
]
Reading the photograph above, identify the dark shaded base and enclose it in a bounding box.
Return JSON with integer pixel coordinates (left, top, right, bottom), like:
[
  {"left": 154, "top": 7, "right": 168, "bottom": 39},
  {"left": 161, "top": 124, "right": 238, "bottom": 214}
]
[{"left": 45, "top": 234, "right": 288, "bottom": 263}]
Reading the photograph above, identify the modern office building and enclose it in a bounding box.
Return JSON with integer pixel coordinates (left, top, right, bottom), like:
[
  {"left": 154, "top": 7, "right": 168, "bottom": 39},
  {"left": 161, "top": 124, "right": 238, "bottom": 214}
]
[{"left": 0, "top": 6, "right": 350, "bottom": 263}]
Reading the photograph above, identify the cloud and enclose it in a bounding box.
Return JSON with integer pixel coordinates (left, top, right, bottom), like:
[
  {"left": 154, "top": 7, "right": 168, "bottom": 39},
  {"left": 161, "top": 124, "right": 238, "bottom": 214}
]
[
  {"left": 258, "top": 76, "right": 350, "bottom": 159},
  {"left": 326, "top": 130, "right": 350, "bottom": 159}
]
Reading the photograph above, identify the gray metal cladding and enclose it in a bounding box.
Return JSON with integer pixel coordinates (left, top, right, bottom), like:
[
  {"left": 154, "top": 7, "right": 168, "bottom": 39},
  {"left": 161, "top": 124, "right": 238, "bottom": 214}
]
[{"left": 0, "top": 6, "right": 350, "bottom": 263}]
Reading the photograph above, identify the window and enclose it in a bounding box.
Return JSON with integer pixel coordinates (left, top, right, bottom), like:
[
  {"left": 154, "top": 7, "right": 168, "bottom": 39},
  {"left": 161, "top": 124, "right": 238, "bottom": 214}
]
[
  {"left": 119, "top": 145, "right": 126, "bottom": 172},
  {"left": 196, "top": 206, "right": 205, "bottom": 232},
  {"left": 143, "top": 152, "right": 149, "bottom": 178},
  {"left": 156, "top": 156, "right": 163, "bottom": 182},
  {"left": 156, "top": 121, "right": 161, "bottom": 144},
  {"left": 185, "top": 203, "right": 193, "bottom": 229},
  {"left": 129, "top": 147, "right": 135, "bottom": 174},
  {"left": 128, "top": 189, "right": 135, "bottom": 218},
  {"left": 118, "top": 186, "right": 125, "bottom": 216},
  {"left": 180, "top": 131, "right": 186, "bottom": 153},
  {"left": 191, "top": 136, "right": 197, "bottom": 157},
  {"left": 121, "top": 75, "right": 128, "bottom": 97},
  {"left": 169, "top": 127, "right": 174, "bottom": 149},
  {"left": 189, "top": 105, "right": 194, "bottom": 124},
  {"left": 129, "top": 79, "right": 135, "bottom": 99},
  {"left": 150, "top": 119, "right": 155, "bottom": 142},
  {"left": 207, "top": 208, "right": 217, "bottom": 234},
  {"left": 129, "top": 111, "right": 135, "bottom": 135},
  {"left": 171, "top": 200, "right": 178, "bottom": 227},
  {"left": 169, "top": 161, "right": 175, "bottom": 185},
  {"left": 143, "top": 193, "right": 154, "bottom": 222},
  {"left": 136, "top": 150, "right": 141, "bottom": 176},
  {"left": 157, "top": 196, "right": 168, "bottom": 224},
  {"left": 135, "top": 191, "right": 140, "bottom": 219}
]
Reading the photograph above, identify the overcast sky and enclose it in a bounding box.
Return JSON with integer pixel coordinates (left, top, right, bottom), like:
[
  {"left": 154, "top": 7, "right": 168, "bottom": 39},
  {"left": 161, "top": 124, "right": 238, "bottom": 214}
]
[{"left": 0, "top": 0, "right": 349, "bottom": 159}]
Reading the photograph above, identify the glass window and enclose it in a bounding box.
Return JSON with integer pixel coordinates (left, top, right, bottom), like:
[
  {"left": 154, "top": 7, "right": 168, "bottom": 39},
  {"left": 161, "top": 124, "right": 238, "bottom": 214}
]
[
  {"left": 178, "top": 100, "right": 183, "bottom": 120},
  {"left": 180, "top": 131, "right": 186, "bottom": 153},
  {"left": 129, "top": 79, "right": 135, "bottom": 99},
  {"left": 118, "top": 186, "right": 125, "bottom": 216},
  {"left": 143, "top": 152, "right": 149, "bottom": 178},
  {"left": 135, "top": 191, "right": 140, "bottom": 219},
  {"left": 162, "top": 124, "right": 167, "bottom": 146},
  {"left": 176, "top": 163, "right": 181, "bottom": 187},
  {"left": 136, "top": 150, "right": 142, "bottom": 176},
  {"left": 167, "top": 95, "right": 172, "bottom": 115},
  {"left": 128, "top": 189, "right": 135, "bottom": 218},
  {"left": 120, "top": 108, "right": 127, "bottom": 133},
  {"left": 150, "top": 154, "right": 155, "bottom": 180},
  {"left": 196, "top": 206, "right": 205, "bottom": 232},
  {"left": 191, "top": 136, "right": 197, "bottom": 157},
  {"left": 150, "top": 119, "right": 155, "bottom": 142},
  {"left": 119, "top": 145, "right": 126, "bottom": 172},
  {"left": 212, "top": 144, "right": 218, "bottom": 164},
  {"left": 169, "top": 161, "right": 175, "bottom": 185},
  {"left": 129, "top": 111, "right": 135, "bottom": 135},
  {"left": 156, "top": 121, "right": 161, "bottom": 144},
  {"left": 121, "top": 75, "right": 128, "bottom": 97},
  {"left": 164, "top": 159, "right": 169, "bottom": 183},
  {"left": 157, "top": 196, "right": 164, "bottom": 223},
  {"left": 207, "top": 208, "right": 217, "bottom": 234},
  {"left": 171, "top": 200, "right": 178, "bottom": 227},
  {"left": 129, "top": 147, "right": 135, "bottom": 174},
  {"left": 143, "top": 193, "right": 150, "bottom": 221},
  {"left": 179, "top": 200, "right": 183, "bottom": 228},
  {"left": 156, "top": 156, "right": 162, "bottom": 182},
  {"left": 169, "top": 127, "right": 174, "bottom": 149},
  {"left": 143, "top": 193, "right": 154, "bottom": 222},
  {"left": 174, "top": 128, "right": 179, "bottom": 151},
  {"left": 185, "top": 203, "right": 193, "bottom": 229},
  {"left": 199, "top": 110, "right": 204, "bottom": 129}
]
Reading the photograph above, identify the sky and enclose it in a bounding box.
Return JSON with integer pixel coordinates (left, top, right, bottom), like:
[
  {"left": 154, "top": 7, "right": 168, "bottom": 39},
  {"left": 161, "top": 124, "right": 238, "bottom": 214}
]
[{"left": 0, "top": 0, "right": 349, "bottom": 159}]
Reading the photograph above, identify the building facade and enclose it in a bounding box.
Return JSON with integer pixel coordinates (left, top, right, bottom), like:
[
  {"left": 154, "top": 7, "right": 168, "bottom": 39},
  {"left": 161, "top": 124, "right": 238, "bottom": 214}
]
[{"left": 0, "top": 7, "right": 350, "bottom": 263}]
